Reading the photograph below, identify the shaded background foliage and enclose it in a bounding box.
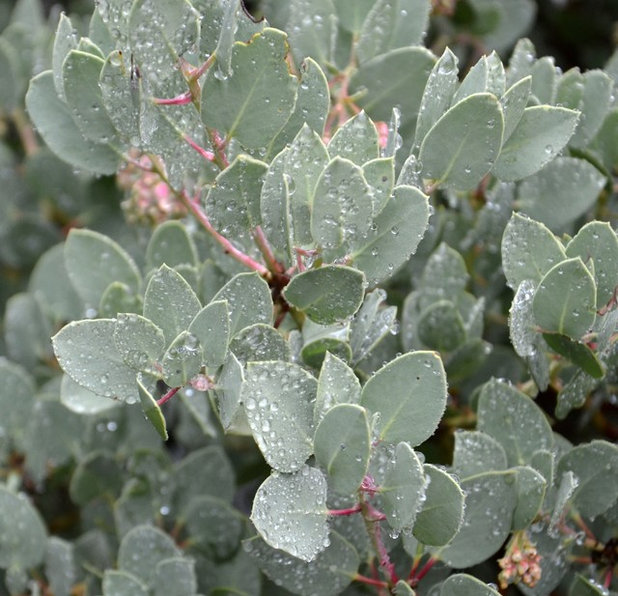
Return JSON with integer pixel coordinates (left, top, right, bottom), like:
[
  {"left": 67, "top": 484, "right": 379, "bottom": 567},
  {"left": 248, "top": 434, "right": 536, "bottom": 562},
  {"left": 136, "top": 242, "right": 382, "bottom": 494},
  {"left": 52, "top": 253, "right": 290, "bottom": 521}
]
[{"left": 0, "top": 0, "right": 617, "bottom": 595}]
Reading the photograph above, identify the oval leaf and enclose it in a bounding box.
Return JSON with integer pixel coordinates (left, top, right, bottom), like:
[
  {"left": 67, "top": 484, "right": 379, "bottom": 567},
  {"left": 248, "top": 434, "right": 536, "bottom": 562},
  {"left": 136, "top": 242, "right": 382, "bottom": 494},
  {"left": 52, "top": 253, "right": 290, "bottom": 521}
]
[
  {"left": 361, "top": 351, "right": 447, "bottom": 445},
  {"left": 419, "top": 93, "right": 504, "bottom": 190},
  {"left": 283, "top": 265, "right": 366, "bottom": 325},
  {"left": 251, "top": 467, "right": 329, "bottom": 562},
  {"left": 242, "top": 361, "right": 316, "bottom": 472},
  {"left": 314, "top": 404, "right": 370, "bottom": 495}
]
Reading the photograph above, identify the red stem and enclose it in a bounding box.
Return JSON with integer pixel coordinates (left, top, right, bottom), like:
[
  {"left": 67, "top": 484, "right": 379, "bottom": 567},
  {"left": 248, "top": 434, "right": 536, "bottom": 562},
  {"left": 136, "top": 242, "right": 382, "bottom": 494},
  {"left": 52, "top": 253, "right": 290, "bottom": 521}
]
[
  {"left": 157, "top": 386, "right": 180, "bottom": 406},
  {"left": 413, "top": 557, "right": 437, "bottom": 583},
  {"left": 603, "top": 567, "right": 613, "bottom": 589},
  {"left": 254, "top": 226, "right": 283, "bottom": 273},
  {"left": 153, "top": 91, "right": 193, "bottom": 105},
  {"left": 328, "top": 505, "right": 362, "bottom": 517},
  {"left": 181, "top": 192, "right": 270, "bottom": 278},
  {"left": 184, "top": 134, "right": 216, "bottom": 162},
  {"left": 190, "top": 54, "right": 215, "bottom": 80},
  {"left": 352, "top": 574, "right": 389, "bottom": 589}
]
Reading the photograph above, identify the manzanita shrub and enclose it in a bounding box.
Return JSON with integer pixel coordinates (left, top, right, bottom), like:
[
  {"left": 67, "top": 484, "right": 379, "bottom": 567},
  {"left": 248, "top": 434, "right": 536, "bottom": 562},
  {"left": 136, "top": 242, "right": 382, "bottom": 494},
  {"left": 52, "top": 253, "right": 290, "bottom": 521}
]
[{"left": 0, "top": 0, "right": 617, "bottom": 594}]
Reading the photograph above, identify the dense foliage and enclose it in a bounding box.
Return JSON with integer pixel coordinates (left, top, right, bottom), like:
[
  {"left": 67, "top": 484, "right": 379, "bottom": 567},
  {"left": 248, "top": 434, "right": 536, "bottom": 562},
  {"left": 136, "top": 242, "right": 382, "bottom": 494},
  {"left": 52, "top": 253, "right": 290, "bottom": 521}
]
[{"left": 0, "top": 0, "right": 617, "bottom": 595}]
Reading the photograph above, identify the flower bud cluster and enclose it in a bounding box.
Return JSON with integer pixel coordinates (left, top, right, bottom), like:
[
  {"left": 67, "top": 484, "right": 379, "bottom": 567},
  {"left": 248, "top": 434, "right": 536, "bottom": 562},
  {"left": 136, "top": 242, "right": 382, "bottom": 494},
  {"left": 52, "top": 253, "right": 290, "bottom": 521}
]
[
  {"left": 498, "top": 531, "right": 542, "bottom": 589},
  {"left": 117, "top": 153, "right": 187, "bottom": 225}
]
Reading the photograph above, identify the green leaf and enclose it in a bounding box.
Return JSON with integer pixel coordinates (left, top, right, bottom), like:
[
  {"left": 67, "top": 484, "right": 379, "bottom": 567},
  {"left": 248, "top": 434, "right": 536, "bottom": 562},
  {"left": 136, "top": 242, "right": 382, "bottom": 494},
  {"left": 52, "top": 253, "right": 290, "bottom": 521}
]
[
  {"left": 128, "top": 0, "right": 198, "bottom": 93},
  {"left": 103, "top": 570, "right": 150, "bottom": 596},
  {"left": 28, "top": 242, "right": 83, "bottom": 324},
  {"left": 205, "top": 155, "right": 268, "bottom": 239},
  {"left": 437, "top": 471, "right": 517, "bottom": 568},
  {"left": 269, "top": 57, "right": 329, "bottom": 155},
  {"left": 212, "top": 272, "right": 273, "bottom": 337},
  {"left": 557, "top": 440, "right": 618, "bottom": 519},
  {"left": 501, "top": 213, "right": 567, "bottom": 290},
  {"left": 229, "top": 323, "right": 290, "bottom": 366},
  {"left": 245, "top": 531, "right": 358, "bottom": 596},
  {"left": 543, "top": 333, "right": 604, "bottom": 378},
  {"left": 314, "top": 404, "right": 370, "bottom": 495},
  {"left": 46, "top": 538, "right": 76, "bottom": 596},
  {"left": 60, "top": 374, "right": 117, "bottom": 415},
  {"left": 251, "top": 466, "right": 329, "bottom": 562},
  {"left": 349, "top": 185, "right": 430, "bottom": 285},
  {"left": 356, "top": 0, "right": 431, "bottom": 63},
  {"left": 328, "top": 110, "right": 379, "bottom": 164},
  {"left": 570, "top": 69, "right": 614, "bottom": 148},
  {"left": 413, "top": 464, "right": 464, "bottom": 546},
  {"left": 52, "top": 319, "right": 140, "bottom": 403},
  {"left": 189, "top": 300, "right": 230, "bottom": 372},
  {"left": 477, "top": 379, "right": 554, "bottom": 466},
  {"left": 511, "top": 465, "right": 546, "bottom": 530},
  {"left": 137, "top": 376, "right": 168, "bottom": 440},
  {"left": 69, "top": 451, "right": 123, "bottom": 506},
  {"left": 566, "top": 220, "right": 618, "bottom": 306},
  {"left": 63, "top": 50, "right": 122, "bottom": 146},
  {"left": 183, "top": 496, "right": 243, "bottom": 560},
  {"left": 452, "top": 430, "right": 508, "bottom": 478},
  {"left": 381, "top": 442, "right": 425, "bottom": 532},
  {"left": 215, "top": 351, "right": 246, "bottom": 432},
  {"left": 451, "top": 56, "right": 492, "bottom": 105},
  {"left": 363, "top": 157, "right": 395, "bottom": 214},
  {"left": 517, "top": 157, "right": 606, "bottom": 231},
  {"left": 283, "top": 265, "right": 366, "bottom": 325},
  {"left": 500, "top": 75, "right": 532, "bottom": 141},
  {"left": 533, "top": 258, "right": 596, "bottom": 338},
  {"left": 0, "top": 486, "right": 47, "bottom": 570},
  {"left": 349, "top": 288, "right": 397, "bottom": 364},
  {"left": 52, "top": 12, "right": 77, "bottom": 101},
  {"left": 506, "top": 38, "right": 536, "bottom": 88},
  {"left": 286, "top": 0, "right": 336, "bottom": 67},
  {"left": 64, "top": 228, "right": 141, "bottom": 309},
  {"left": 146, "top": 221, "right": 198, "bottom": 271},
  {"left": 441, "top": 574, "right": 501, "bottom": 596},
  {"left": 242, "top": 361, "right": 316, "bottom": 472},
  {"left": 143, "top": 265, "right": 201, "bottom": 346},
  {"left": 301, "top": 320, "right": 352, "bottom": 368},
  {"left": 261, "top": 124, "right": 330, "bottom": 254},
  {"left": 550, "top": 470, "right": 578, "bottom": 531},
  {"left": 531, "top": 57, "right": 557, "bottom": 104},
  {"left": 202, "top": 28, "right": 297, "bottom": 148},
  {"left": 99, "top": 282, "right": 143, "bottom": 318},
  {"left": 413, "top": 47, "right": 459, "bottom": 148},
  {"left": 556, "top": 369, "right": 600, "bottom": 420},
  {"left": 174, "top": 446, "right": 235, "bottom": 510},
  {"left": 360, "top": 351, "right": 447, "bottom": 445},
  {"left": 160, "top": 331, "right": 202, "bottom": 387},
  {"left": 310, "top": 157, "right": 373, "bottom": 249},
  {"left": 88, "top": 8, "right": 114, "bottom": 55},
  {"left": 113, "top": 313, "right": 165, "bottom": 373},
  {"left": 4, "top": 292, "right": 52, "bottom": 369},
  {"left": 25, "top": 71, "right": 120, "bottom": 174},
  {"left": 333, "top": 0, "right": 375, "bottom": 32},
  {"left": 99, "top": 50, "right": 141, "bottom": 146},
  {"left": 117, "top": 525, "right": 181, "bottom": 588},
  {"left": 352, "top": 47, "right": 435, "bottom": 126},
  {"left": 417, "top": 301, "right": 467, "bottom": 352},
  {"left": 394, "top": 580, "right": 415, "bottom": 595},
  {"left": 314, "top": 352, "right": 361, "bottom": 425},
  {"left": 153, "top": 558, "right": 197, "bottom": 596},
  {"left": 492, "top": 105, "right": 580, "bottom": 181},
  {"left": 420, "top": 93, "right": 504, "bottom": 191},
  {"left": 569, "top": 574, "right": 610, "bottom": 596}
]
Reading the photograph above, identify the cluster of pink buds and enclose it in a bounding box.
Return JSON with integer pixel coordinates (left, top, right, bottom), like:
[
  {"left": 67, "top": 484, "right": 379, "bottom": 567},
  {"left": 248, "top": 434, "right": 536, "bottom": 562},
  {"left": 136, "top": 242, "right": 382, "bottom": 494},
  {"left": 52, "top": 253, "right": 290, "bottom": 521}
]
[
  {"left": 498, "top": 531, "right": 542, "bottom": 590},
  {"left": 116, "top": 152, "right": 187, "bottom": 225}
]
